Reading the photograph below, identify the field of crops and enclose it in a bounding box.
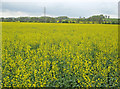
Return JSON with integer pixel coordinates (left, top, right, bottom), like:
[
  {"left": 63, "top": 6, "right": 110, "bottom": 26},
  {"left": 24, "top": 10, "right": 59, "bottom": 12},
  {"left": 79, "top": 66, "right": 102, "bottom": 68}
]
[{"left": 2, "top": 22, "right": 119, "bottom": 87}]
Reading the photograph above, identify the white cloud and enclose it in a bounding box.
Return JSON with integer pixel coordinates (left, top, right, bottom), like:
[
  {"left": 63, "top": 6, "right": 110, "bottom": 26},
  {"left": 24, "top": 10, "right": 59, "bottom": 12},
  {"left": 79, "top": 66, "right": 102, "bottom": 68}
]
[
  {"left": 0, "top": 0, "right": 118, "bottom": 18},
  {"left": 0, "top": 9, "right": 57, "bottom": 17},
  {"left": 0, "top": 10, "right": 30, "bottom": 17},
  {"left": 1, "top": 0, "right": 119, "bottom": 3}
]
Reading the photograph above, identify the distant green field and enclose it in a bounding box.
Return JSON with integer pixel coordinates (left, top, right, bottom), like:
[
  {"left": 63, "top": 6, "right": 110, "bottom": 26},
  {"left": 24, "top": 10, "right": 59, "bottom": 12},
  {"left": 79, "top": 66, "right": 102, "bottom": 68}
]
[{"left": 2, "top": 22, "right": 119, "bottom": 87}]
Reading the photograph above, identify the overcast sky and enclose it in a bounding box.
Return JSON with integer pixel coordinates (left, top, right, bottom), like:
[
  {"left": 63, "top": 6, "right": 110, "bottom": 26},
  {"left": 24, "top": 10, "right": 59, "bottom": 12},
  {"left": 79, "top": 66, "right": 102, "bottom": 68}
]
[{"left": 0, "top": 0, "right": 119, "bottom": 18}]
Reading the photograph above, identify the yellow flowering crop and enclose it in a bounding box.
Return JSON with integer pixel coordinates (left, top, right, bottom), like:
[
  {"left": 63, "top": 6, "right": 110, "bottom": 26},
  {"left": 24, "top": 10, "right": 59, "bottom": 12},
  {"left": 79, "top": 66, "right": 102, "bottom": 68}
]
[{"left": 1, "top": 22, "right": 119, "bottom": 87}]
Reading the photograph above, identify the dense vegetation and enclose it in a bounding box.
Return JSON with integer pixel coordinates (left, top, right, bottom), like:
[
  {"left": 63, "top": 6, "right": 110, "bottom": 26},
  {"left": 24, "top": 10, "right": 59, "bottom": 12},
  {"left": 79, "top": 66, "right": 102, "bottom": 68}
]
[
  {"left": 0, "top": 14, "right": 118, "bottom": 24},
  {"left": 2, "top": 22, "right": 119, "bottom": 87}
]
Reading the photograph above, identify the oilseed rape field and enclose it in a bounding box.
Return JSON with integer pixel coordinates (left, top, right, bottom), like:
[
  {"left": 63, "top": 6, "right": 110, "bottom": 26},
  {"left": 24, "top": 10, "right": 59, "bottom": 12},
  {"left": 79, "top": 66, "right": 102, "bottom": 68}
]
[{"left": 1, "top": 22, "right": 119, "bottom": 87}]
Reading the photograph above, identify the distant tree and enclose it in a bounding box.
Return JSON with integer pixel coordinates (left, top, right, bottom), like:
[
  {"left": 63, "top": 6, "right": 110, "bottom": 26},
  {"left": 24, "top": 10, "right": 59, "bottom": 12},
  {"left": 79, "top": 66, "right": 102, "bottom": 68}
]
[
  {"left": 57, "top": 16, "right": 69, "bottom": 20},
  {"left": 0, "top": 15, "right": 118, "bottom": 24},
  {"left": 105, "top": 15, "right": 107, "bottom": 18},
  {"left": 76, "top": 18, "right": 80, "bottom": 23},
  {"left": 87, "top": 14, "right": 105, "bottom": 24}
]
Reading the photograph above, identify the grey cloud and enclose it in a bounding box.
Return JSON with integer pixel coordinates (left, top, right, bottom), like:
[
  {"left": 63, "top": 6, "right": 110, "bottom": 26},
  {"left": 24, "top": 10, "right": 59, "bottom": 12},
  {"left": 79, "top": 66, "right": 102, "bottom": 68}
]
[{"left": 1, "top": 1, "right": 118, "bottom": 18}]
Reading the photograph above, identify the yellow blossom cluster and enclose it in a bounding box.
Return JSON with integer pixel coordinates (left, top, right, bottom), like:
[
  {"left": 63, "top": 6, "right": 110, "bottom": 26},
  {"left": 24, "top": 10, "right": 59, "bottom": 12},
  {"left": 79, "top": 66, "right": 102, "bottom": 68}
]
[{"left": 2, "top": 22, "right": 119, "bottom": 87}]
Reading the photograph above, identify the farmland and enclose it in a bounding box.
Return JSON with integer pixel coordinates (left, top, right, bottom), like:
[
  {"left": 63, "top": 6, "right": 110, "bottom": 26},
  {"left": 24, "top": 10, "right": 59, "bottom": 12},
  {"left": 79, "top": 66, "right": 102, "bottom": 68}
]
[{"left": 1, "top": 22, "right": 119, "bottom": 87}]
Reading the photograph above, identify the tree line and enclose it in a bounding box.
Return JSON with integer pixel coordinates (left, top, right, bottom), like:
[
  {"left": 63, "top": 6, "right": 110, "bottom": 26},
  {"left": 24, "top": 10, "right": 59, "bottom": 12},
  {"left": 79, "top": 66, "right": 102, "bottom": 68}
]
[{"left": 0, "top": 14, "right": 119, "bottom": 24}]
